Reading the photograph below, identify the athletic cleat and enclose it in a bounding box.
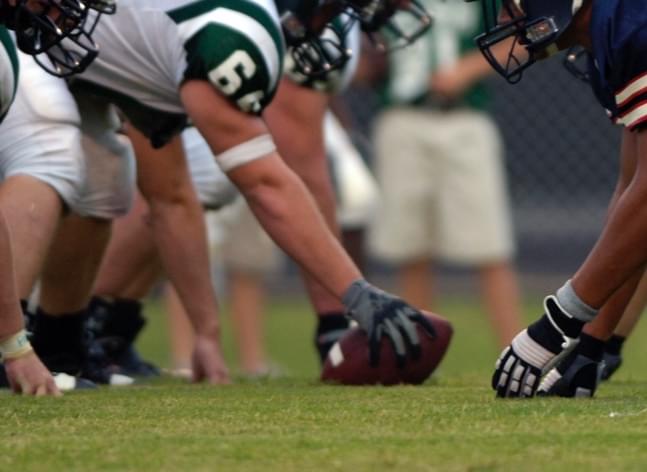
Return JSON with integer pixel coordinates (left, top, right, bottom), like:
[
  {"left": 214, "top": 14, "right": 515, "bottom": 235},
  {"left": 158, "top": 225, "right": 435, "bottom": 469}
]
[
  {"left": 53, "top": 373, "right": 97, "bottom": 391},
  {"left": 86, "top": 297, "right": 160, "bottom": 378},
  {"left": 537, "top": 352, "right": 604, "bottom": 398},
  {"left": 114, "top": 346, "right": 160, "bottom": 378},
  {"left": 600, "top": 352, "right": 622, "bottom": 381},
  {"left": 80, "top": 339, "right": 135, "bottom": 386}
]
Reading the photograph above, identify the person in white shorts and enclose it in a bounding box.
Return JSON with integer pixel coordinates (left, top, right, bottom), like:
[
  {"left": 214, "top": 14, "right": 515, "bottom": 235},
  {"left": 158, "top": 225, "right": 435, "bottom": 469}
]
[{"left": 369, "top": 0, "right": 523, "bottom": 347}]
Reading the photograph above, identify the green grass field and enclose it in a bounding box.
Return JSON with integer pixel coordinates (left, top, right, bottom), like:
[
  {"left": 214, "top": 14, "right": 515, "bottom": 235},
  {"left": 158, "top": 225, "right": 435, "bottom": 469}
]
[{"left": 3, "top": 295, "right": 647, "bottom": 471}]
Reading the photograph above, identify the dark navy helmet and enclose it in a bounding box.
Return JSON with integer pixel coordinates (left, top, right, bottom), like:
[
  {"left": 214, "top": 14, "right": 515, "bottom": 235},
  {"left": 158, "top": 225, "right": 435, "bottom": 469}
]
[{"left": 471, "top": 0, "right": 583, "bottom": 83}]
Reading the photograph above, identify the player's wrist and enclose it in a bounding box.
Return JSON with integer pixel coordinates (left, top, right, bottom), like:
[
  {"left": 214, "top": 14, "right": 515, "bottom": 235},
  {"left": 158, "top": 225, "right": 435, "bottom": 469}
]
[
  {"left": 527, "top": 295, "right": 585, "bottom": 354},
  {"left": 341, "top": 279, "right": 370, "bottom": 308},
  {"left": 0, "top": 329, "right": 34, "bottom": 361},
  {"left": 341, "top": 279, "right": 381, "bottom": 328},
  {"left": 194, "top": 319, "right": 222, "bottom": 340}
]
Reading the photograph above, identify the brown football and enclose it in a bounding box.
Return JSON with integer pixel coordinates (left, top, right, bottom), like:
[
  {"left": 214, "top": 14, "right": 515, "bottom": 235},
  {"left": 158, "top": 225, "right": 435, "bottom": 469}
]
[{"left": 320, "top": 311, "right": 453, "bottom": 385}]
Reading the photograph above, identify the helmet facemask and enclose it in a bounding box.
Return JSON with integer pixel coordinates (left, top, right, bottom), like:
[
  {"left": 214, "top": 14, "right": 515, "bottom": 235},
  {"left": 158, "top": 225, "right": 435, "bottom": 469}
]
[
  {"left": 472, "top": 0, "right": 574, "bottom": 84},
  {"left": 345, "top": 0, "right": 432, "bottom": 52},
  {"left": 11, "top": 0, "right": 116, "bottom": 77},
  {"left": 282, "top": 7, "right": 355, "bottom": 78},
  {"left": 10, "top": 0, "right": 88, "bottom": 55}
]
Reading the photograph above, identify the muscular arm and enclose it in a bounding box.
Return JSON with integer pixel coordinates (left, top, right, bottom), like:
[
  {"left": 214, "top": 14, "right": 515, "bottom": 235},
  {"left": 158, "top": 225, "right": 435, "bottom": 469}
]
[
  {"left": 0, "top": 209, "right": 59, "bottom": 395},
  {"left": 264, "top": 78, "right": 345, "bottom": 313},
  {"left": 572, "top": 128, "right": 647, "bottom": 308},
  {"left": 125, "top": 124, "right": 228, "bottom": 383},
  {"left": 0, "top": 208, "right": 22, "bottom": 339},
  {"left": 181, "top": 80, "right": 361, "bottom": 299}
]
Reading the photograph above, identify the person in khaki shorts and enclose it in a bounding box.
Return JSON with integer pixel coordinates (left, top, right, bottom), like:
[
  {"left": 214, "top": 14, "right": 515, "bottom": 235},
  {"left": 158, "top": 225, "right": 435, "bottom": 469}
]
[{"left": 369, "top": 0, "right": 523, "bottom": 348}]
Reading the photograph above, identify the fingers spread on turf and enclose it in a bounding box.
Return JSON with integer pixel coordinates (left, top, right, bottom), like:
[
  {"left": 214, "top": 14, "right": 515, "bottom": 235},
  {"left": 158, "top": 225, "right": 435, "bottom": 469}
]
[
  {"left": 495, "top": 353, "right": 517, "bottom": 398},
  {"left": 492, "top": 347, "right": 510, "bottom": 390},
  {"left": 520, "top": 368, "right": 538, "bottom": 398},
  {"left": 47, "top": 378, "right": 62, "bottom": 397}
]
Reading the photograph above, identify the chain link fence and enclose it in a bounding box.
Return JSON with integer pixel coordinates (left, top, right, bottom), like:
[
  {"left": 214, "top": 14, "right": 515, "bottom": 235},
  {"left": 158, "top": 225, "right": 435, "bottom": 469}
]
[{"left": 342, "top": 52, "right": 621, "bottom": 278}]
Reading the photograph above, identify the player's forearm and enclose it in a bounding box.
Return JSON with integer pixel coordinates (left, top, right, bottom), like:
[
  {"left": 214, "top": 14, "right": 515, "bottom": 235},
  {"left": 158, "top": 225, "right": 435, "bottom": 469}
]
[
  {"left": 229, "top": 154, "right": 361, "bottom": 299},
  {"left": 147, "top": 195, "right": 221, "bottom": 338},
  {"left": 0, "top": 209, "right": 24, "bottom": 340},
  {"left": 572, "top": 130, "right": 647, "bottom": 307}
]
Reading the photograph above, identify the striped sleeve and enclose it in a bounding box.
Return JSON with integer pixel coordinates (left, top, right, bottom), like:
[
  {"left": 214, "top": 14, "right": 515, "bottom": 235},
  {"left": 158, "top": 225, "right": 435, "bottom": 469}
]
[
  {"left": 169, "top": 0, "right": 284, "bottom": 114},
  {"left": 615, "top": 71, "right": 647, "bottom": 130}
]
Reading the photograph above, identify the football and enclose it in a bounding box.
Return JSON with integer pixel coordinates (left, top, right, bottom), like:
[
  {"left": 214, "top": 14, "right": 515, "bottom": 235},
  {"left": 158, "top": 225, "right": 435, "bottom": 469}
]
[{"left": 320, "top": 311, "right": 453, "bottom": 385}]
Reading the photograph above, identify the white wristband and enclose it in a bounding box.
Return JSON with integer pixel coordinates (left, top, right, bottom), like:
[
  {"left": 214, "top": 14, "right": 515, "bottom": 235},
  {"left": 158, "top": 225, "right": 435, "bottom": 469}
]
[{"left": 0, "top": 330, "right": 33, "bottom": 361}]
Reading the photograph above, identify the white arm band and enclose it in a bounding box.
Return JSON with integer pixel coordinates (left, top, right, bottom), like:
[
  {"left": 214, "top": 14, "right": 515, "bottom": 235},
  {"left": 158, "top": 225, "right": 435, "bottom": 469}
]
[
  {"left": 0, "top": 329, "right": 33, "bottom": 361},
  {"left": 216, "top": 134, "right": 276, "bottom": 172}
]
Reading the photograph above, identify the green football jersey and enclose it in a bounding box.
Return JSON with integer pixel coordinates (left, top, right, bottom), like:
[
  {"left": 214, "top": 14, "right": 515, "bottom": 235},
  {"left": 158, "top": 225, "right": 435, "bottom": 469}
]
[
  {"left": 75, "top": 0, "right": 284, "bottom": 145},
  {"left": 382, "top": 0, "right": 488, "bottom": 110}
]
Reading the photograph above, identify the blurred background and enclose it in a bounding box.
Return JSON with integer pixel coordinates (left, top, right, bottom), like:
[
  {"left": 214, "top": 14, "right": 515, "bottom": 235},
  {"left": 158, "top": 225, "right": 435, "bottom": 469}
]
[{"left": 137, "top": 50, "right": 627, "bottom": 380}]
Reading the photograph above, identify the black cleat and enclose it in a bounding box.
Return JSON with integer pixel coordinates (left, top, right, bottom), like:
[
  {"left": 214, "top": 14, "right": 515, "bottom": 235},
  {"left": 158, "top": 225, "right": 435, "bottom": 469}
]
[{"left": 86, "top": 297, "right": 159, "bottom": 378}]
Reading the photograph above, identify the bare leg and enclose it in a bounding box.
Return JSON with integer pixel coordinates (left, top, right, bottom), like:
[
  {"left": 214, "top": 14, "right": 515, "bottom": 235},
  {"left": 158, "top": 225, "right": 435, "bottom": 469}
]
[
  {"left": 397, "top": 259, "right": 434, "bottom": 310},
  {"left": 478, "top": 261, "right": 524, "bottom": 348},
  {"left": 40, "top": 214, "right": 112, "bottom": 315},
  {"left": 0, "top": 176, "right": 63, "bottom": 298},
  {"left": 164, "top": 283, "right": 194, "bottom": 374},
  {"left": 93, "top": 192, "right": 163, "bottom": 300},
  {"left": 34, "top": 214, "right": 112, "bottom": 379},
  {"left": 228, "top": 269, "right": 268, "bottom": 375}
]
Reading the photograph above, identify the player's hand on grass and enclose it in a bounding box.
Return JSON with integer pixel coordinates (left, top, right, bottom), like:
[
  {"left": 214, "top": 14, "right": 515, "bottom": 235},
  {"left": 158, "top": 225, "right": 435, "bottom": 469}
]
[
  {"left": 5, "top": 352, "right": 61, "bottom": 396},
  {"left": 342, "top": 280, "right": 436, "bottom": 367},
  {"left": 191, "top": 333, "right": 230, "bottom": 385},
  {"left": 492, "top": 295, "right": 583, "bottom": 398},
  {"left": 537, "top": 351, "right": 602, "bottom": 398},
  {"left": 492, "top": 330, "right": 560, "bottom": 398}
]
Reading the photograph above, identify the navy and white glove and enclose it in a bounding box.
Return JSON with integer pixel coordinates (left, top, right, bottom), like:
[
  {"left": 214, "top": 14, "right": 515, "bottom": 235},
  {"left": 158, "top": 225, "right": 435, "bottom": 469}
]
[
  {"left": 538, "top": 332, "right": 606, "bottom": 397},
  {"left": 342, "top": 280, "right": 436, "bottom": 367},
  {"left": 492, "top": 295, "right": 582, "bottom": 398},
  {"left": 537, "top": 351, "right": 603, "bottom": 398}
]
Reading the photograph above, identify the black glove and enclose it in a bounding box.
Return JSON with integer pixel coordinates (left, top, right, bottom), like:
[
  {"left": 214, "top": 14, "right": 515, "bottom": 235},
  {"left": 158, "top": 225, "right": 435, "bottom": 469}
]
[
  {"left": 342, "top": 280, "right": 436, "bottom": 367},
  {"left": 537, "top": 350, "right": 603, "bottom": 398},
  {"left": 492, "top": 295, "right": 583, "bottom": 398}
]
